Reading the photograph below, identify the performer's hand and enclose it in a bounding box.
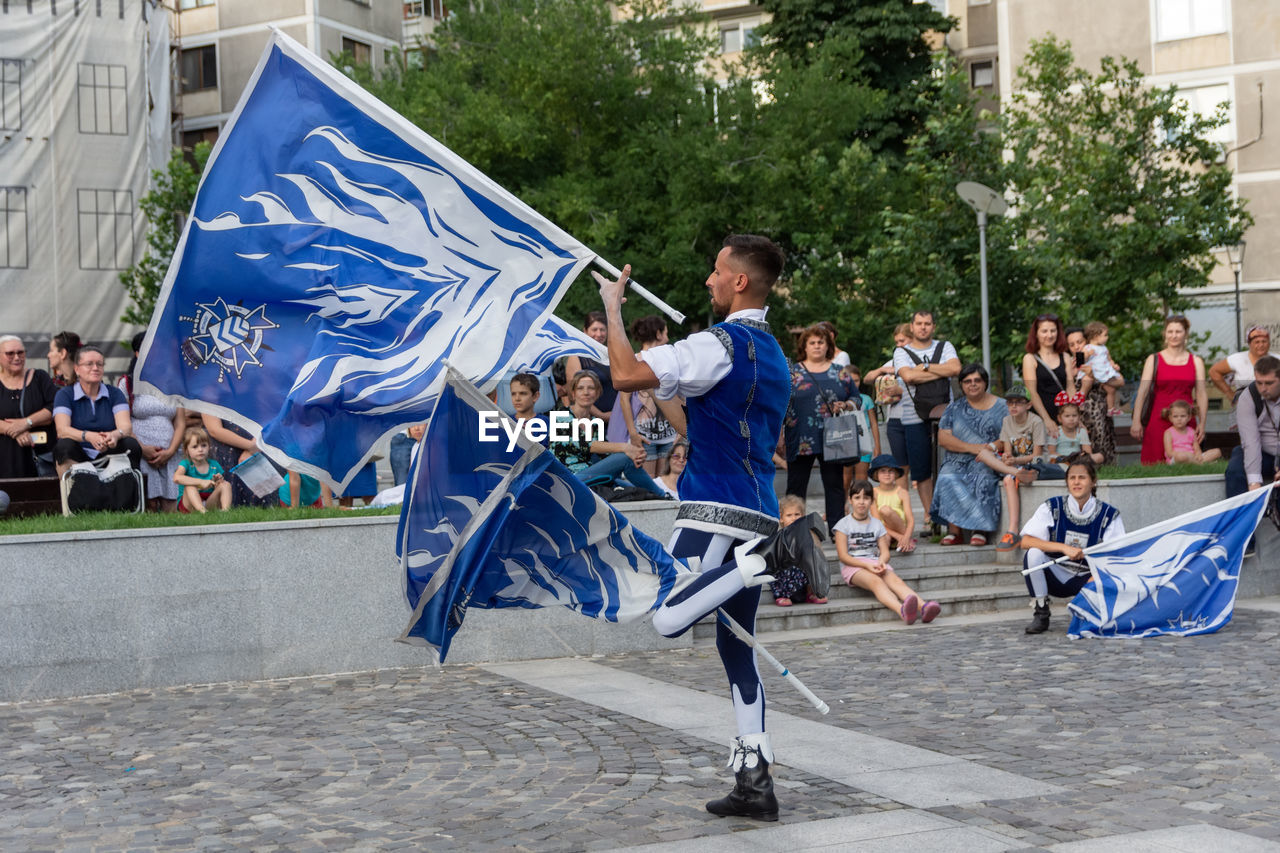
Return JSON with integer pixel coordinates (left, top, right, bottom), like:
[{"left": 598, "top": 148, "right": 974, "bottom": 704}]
[
  {"left": 1063, "top": 546, "right": 1084, "bottom": 561},
  {"left": 593, "top": 264, "right": 630, "bottom": 310}
]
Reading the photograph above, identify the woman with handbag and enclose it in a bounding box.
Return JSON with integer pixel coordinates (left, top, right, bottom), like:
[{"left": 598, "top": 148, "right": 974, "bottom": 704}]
[
  {"left": 1130, "top": 315, "right": 1209, "bottom": 466},
  {"left": 1020, "top": 314, "right": 1077, "bottom": 440},
  {"left": 0, "top": 335, "right": 58, "bottom": 478},
  {"left": 782, "top": 323, "right": 860, "bottom": 535}
]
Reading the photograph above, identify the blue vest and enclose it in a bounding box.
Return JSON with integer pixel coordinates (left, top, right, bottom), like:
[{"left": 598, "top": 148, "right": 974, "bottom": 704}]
[
  {"left": 1046, "top": 494, "right": 1121, "bottom": 571},
  {"left": 676, "top": 318, "right": 788, "bottom": 538}
]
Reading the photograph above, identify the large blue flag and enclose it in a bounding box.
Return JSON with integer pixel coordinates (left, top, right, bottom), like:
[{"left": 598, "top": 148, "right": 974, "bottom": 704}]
[
  {"left": 136, "top": 30, "right": 601, "bottom": 491},
  {"left": 396, "top": 369, "right": 688, "bottom": 663},
  {"left": 1067, "top": 485, "right": 1275, "bottom": 639}
]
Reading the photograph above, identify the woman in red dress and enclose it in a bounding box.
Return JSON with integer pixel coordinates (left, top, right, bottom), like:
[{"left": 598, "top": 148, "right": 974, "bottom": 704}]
[{"left": 1129, "top": 315, "right": 1209, "bottom": 465}]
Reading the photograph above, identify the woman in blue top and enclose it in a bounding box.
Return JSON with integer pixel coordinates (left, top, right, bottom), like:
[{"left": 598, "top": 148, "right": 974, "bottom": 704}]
[
  {"left": 51, "top": 346, "right": 142, "bottom": 476},
  {"left": 783, "top": 323, "right": 860, "bottom": 535}
]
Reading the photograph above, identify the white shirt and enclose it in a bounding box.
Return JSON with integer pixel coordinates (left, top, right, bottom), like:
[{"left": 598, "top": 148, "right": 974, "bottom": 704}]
[
  {"left": 832, "top": 513, "right": 887, "bottom": 559},
  {"left": 1226, "top": 350, "right": 1280, "bottom": 392},
  {"left": 892, "top": 339, "right": 958, "bottom": 425},
  {"left": 637, "top": 307, "right": 768, "bottom": 401},
  {"left": 1020, "top": 495, "right": 1126, "bottom": 543}
]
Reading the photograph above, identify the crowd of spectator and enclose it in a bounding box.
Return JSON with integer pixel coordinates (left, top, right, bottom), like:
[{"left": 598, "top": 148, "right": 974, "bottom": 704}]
[{"left": 3, "top": 310, "right": 1275, "bottom": 569}]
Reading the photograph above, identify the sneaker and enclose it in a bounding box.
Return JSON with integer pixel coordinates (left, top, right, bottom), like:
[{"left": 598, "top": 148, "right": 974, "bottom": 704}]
[
  {"left": 900, "top": 594, "right": 919, "bottom": 625},
  {"left": 921, "top": 600, "right": 941, "bottom": 623},
  {"left": 996, "top": 532, "right": 1020, "bottom": 552}
]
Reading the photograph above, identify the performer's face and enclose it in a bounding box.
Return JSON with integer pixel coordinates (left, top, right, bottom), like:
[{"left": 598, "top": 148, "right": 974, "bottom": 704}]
[
  {"left": 705, "top": 247, "right": 744, "bottom": 317},
  {"left": 1066, "top": 465, "right": 1094, "bottom": 501}
]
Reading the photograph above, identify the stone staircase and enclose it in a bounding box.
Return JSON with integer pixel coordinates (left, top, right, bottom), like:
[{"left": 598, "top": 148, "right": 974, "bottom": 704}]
[
  {"left": 692, "top": 540, "right": 1029, "bottom": 639},
  {"left": 691, "top": 469, "right": 1032, "bottom": 640}
]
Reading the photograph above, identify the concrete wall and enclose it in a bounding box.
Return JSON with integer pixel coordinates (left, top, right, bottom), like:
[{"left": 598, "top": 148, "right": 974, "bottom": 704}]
[{"left": 0, "top": 501, "right": 685, "bottom": 703}]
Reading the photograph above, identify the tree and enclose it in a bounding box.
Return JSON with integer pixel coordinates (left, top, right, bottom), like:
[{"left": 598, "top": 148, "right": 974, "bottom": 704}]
[
  {"left": 1000, "top": 37, "right": 1250, "bottom": 369},
  {"left": 754, "top": 0, "right": 953, "bottom": 151},
  {"left": 858, "top": 40, "right": 1251, "bottom": 377},
  {"left": 119, "top": 143, "right": 211, "bottom": 327}
]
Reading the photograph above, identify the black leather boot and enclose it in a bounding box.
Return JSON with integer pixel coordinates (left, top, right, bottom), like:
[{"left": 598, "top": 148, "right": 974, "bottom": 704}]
[
  {"left": 706, "top": 735, "right": 779, "bottom": 821},
  {"left": 1025, "top": 598, "right": 1051, "bottom": 634}
]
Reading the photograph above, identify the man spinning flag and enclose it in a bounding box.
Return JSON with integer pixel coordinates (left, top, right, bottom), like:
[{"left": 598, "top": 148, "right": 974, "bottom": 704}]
[{"left": 600, "top": 235, "right": 790, "bottom": 821}]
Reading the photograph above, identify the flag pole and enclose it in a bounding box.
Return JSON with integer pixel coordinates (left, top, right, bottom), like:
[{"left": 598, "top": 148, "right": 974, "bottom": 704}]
[
  {"left": 716, "top": 610, "right": 830, "bottom": 715},
  {"left": 591, "top": 262, "right": 687, "bottom": 325}
]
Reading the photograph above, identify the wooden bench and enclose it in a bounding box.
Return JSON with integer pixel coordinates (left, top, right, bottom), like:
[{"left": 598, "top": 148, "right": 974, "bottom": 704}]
[{"left": 0, "top": 477, "right": 63, "bottom": 518}]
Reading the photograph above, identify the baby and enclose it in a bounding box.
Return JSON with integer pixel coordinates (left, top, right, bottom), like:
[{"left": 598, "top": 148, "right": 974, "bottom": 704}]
[{"left": 1079, "top": 322, "right": 1125, "bottom": 415}]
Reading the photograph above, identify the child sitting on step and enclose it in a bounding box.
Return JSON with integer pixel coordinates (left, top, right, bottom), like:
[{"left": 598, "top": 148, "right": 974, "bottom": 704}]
[
  {"left": 769, "top": 494, "right": 830, "bottom": 607},
  {"left": 834, "top": 479, "right": 940, "bottom": 624}
]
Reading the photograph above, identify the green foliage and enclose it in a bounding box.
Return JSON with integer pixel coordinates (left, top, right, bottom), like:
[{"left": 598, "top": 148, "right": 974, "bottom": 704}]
[
  {"left": 119, "top": 143, "right": 212, "bottom": 328},
  {"left": 754, "top": 0, "right": 953, "bottom": 150},
  {"left": 0, "top": 504, "right": 398, "bottom": 537},
  {"left": 1001, "top": 37, "right": 1251, "bottom": 372},
  {"left": 866, "top": 38, "right": 1251, "bottom": 378}
]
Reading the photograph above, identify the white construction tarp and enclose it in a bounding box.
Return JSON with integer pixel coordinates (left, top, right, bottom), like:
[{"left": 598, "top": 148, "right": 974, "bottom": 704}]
[{"left": 0, "top": 0, "right": 169, "bottom": 359}]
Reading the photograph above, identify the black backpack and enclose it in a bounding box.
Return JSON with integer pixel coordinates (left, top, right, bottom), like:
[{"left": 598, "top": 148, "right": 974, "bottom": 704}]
[{"left": 897, "top": 342, "right": 951, "bottom": 421}]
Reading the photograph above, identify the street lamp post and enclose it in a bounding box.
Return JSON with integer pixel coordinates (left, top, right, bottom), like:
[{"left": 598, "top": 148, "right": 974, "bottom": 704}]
[
  {"left": 1227, "top": 241, "right": 1246, "bottom": 351},
  {"left": 956, "top": 182, "right": 1008, "bottom": 375}
]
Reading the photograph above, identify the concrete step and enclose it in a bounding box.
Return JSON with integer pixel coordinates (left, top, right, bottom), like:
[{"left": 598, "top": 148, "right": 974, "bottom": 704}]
[
  {"left": 692, "top": 583, "right": 1030, "bottom": 639},
  {"left": 785, "top": 562, "right": 1024, "bottom": 601},
  {"left": 820, "top": 540, "right": 1010, "bottom": 570}
]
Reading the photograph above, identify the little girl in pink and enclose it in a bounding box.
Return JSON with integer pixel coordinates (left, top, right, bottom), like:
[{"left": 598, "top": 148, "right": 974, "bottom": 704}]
[{"left": 1162, "top": 399, "right": 1221, "bottom": 465}]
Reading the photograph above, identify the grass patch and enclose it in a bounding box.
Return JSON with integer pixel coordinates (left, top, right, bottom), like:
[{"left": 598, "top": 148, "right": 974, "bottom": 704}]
[
  {"left": 1096, "top": 460, "right": 1228, "bottom": 480},
  {"left": 0, "top": 504, "right": 399, "bottom": 537}
]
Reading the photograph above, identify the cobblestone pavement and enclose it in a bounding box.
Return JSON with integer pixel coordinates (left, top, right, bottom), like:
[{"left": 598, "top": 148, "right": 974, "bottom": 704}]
[{"left": 3, "top": 605, "right": 1280, "bottom": 851}]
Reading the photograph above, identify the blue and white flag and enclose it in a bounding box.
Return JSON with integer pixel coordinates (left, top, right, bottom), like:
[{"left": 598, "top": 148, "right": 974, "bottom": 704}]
[
  {"left": 1067, "top": 485, "right": 1275, "bottom": 639},
  {"left": 397, "top": 368, "right": 688, "bottom": 663},
  {"left": 136, "top": 30, "right": 601, "bottom": 491}
]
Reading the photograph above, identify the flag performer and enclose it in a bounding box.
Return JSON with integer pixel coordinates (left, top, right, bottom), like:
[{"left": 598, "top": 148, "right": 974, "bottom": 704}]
[{"left": 597, "top": 235, "right": 791, "bottom": 822}]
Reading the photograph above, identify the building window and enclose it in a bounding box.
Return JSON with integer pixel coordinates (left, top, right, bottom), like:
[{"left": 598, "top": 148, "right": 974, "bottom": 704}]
[
  {"left": 179, "top": 0, "right": 215, "bottom": 8},
  {"left": 720, "top": 22, "right": 759, "bottom": 55},
  {"left": 1172, "top": 83, "right": 1233, "bottom": 145},
  {"left": 342, "top": 37, "right": 372, "bottom": 65},
  {"left": 77, "top": 189, "right": 133, "bottom": 271},
  {"left": 405, "top": 0, "right": 447, "bottom": 20},
  {"left": 180, "top": 45, "right": 217, "bottom": 93},
  {"left": 76, "top": 63, "right": 127, "bottom": 135},
  {"left": 1155, "top": 0, "right": 1226, "bottom": 42},
  {"left": 0, "top": 187, "right": 28, "bottom": 269},
  {"left": 1, "top": 58, "right": 21, "bottom": 132},
  {"left": 970, "top": 60, "right": 995, "bottom": 89}
]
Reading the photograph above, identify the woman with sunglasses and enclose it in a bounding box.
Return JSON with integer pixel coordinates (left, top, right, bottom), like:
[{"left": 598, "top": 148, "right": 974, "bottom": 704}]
[
  {"left": 1020, "top": 314, "right": 1076, "bottom": 441},
  {"left": 1130, "top": 315, "right": 1209, "bottom": 466},
  {"left": 0, "top": 335, "right": 58, "bottom": 478}
]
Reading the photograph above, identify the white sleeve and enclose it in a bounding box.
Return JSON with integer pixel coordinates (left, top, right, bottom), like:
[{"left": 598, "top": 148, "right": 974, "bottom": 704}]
[
  {"left": 940, "top": 341, "right": 959, "bottom": 364},
  {"left": 636, "top": 331, "right": 733, "bottom": 401},
  {"left": 1102, "top": 513, "right": 1126, "bottom": 542},
  {"left": 1019, "top": 501, "right": 1054, "bottom": 540}
]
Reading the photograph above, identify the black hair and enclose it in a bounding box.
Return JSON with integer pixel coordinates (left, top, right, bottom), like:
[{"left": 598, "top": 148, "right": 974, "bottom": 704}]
[{"left": 847, "top": 478, "right": 875, "bottom": 499}]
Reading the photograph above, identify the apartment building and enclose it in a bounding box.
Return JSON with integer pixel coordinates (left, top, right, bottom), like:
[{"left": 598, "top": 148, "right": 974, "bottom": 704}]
[
  {"left": 945, "top": 0, "right": 1279, "bottom": 350},
  {"left": 0, "top": 0, "right": 170, "bottom": 352},
  {"left": 175, "top": 0, "right": 403, "bottom": 150}
]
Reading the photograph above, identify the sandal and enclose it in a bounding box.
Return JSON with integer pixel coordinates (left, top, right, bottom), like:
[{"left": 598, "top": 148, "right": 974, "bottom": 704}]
[
  {"left": 969, "top": 533, "right": 988, "bottom": 547},
  {"left": 996, "top": 531, "right": 1020, "bottom": 551},
  {"left": 896, "top": 537, "right": 918, "bottom": 554},
  {"left": 921, "top": 600, "right": 941, "bottom": 623},
  {"left": 807, "top": 593, "right": 828, "bottom": 605},
  {"left": 939, "top": 533, "right": 961, "bottom": 546},
  {"left": 774, "top": 597, "right": 792, "bottom": 607}
]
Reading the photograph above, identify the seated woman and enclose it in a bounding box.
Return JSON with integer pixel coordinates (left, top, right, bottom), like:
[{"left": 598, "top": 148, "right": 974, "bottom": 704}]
[
  {"left": 52, "top": 346, "right": 142, "bottom": 476},
  {"left": 0, "top": 335, "right": 57, "bottom": 478},
  {"left": 655, "top": 439, "right": 688, "bottom": 499},
  {"left": 551, "top": 370, "right": 666, "bottom": 497},
  {"left": 932, "top": 363, "right": 1036, "bottom": 546},
  {"left": 1019, "top": 455, "right": 1126, "bottom": 635}
]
